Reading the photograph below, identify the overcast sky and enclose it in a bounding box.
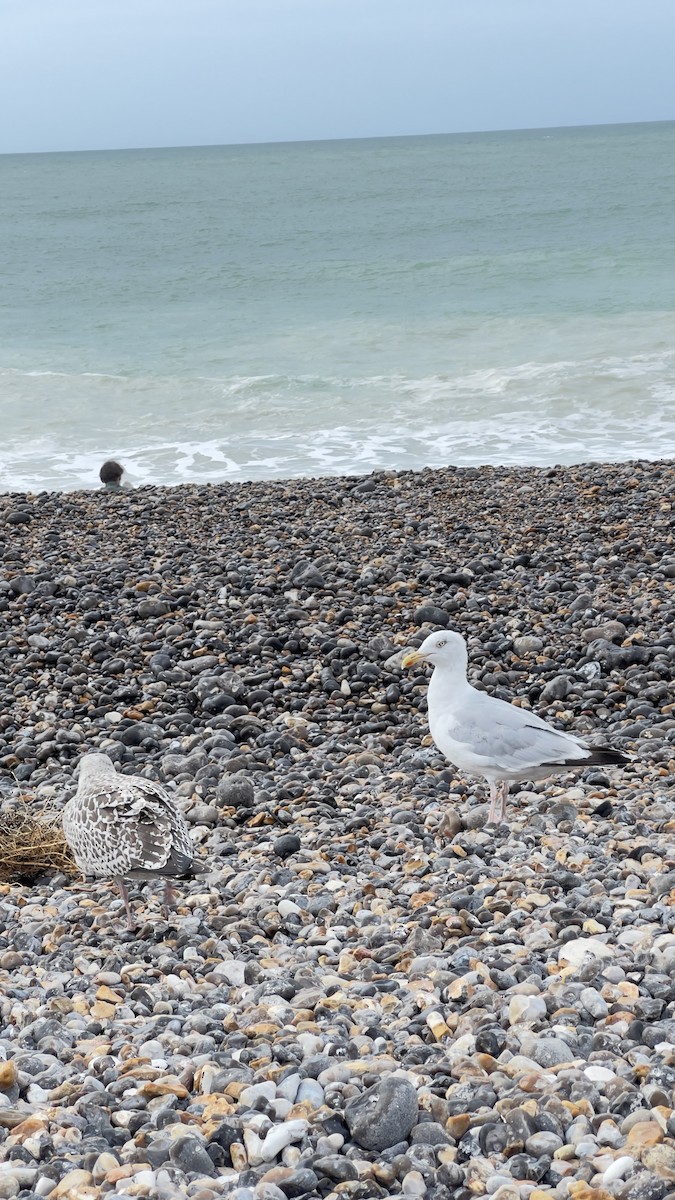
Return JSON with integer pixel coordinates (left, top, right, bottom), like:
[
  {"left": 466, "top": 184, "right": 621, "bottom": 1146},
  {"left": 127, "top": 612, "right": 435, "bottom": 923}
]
[{"left": 2, "top": 0, "right": 674, "bottom": 154}]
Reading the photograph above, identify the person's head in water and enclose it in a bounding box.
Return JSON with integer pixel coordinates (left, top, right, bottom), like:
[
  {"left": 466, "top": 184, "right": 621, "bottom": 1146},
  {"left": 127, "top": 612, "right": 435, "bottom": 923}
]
[{"left": 99, "top": 460, "right": 124, "bottom": 487}]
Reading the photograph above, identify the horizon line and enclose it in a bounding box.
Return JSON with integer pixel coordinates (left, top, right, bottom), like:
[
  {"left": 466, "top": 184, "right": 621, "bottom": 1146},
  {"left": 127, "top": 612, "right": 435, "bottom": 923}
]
[{"left": 2, "top": 116, "right": 674, "bottom": 159}]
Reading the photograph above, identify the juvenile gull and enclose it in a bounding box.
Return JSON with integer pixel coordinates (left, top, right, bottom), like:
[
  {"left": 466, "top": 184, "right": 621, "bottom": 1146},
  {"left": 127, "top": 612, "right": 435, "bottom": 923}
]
[
  {"left": 63, "top": 752, "right": 195, "bottom": 928},
  {"left": 402, "top": 630, "right": 628, "bottom": 826}
]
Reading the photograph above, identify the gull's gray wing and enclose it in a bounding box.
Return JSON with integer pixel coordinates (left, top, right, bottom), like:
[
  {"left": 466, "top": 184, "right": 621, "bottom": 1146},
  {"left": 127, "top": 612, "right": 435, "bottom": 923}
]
[{"left": 432, "top": 688, "right": 589, "bottom": 778}]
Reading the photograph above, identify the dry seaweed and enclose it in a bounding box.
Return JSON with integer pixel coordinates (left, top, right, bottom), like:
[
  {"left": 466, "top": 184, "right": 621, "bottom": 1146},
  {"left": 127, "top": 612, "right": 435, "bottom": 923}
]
[{"left": 0, "top": 798, "right": 77, "bottom": 884}]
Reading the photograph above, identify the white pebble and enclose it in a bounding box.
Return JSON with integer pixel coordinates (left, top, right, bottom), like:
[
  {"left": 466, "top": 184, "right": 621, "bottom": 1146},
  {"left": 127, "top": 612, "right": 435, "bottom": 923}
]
[
  {"left": 276, "top": 1073, "right": 301, "bottom": 1103},
  {"left": 244, "top": 1112, "right": 268, "bottom": 1133},
  {"left": 242, "top": 1128, "right": 264, "bottom": 1166},
  {"left": 485, "top": 1175, "right": 513, "bottom": 1193},
  {"left": 602, "top": 1155, "right": 634, "bottom": 1184},
  {"left": 211, "top": 960, "right": 247, "bottom": 986},
  {"left": 260, "top": 1119, "right": 308, "bottom": 1162},
  {"left": 402, "top": 1171, "right": 426, "bottom": 1197},
  {"left": 508, "top": 994, "right": 547, "bottom": 1024},
  {"left": 583, "top": 1065, "right": 616, "bottom": 1083},
  {"left": 316, "top": 1133, "right": 344, "bottom": 1154},
  {"left": 596, "top": 1119, "right": 623, "bottom": 1148},
  {"left": 131, "top": 1171, "right": 156, "bottom": 1189},
  {"left": 240, "top": 1082, "right": 277, "bottom": 1107},
  {"left": 295, "top": 1079, "right": 324, "bottom": 1107},
  {"left": 446, "top": 1033, "right": 476, "bottom": 1061},
  {"left": 574, "top": 1139, "right": 598, "bottom": 1157},
  {"left": 558, "top": 937, "right": 614, "bottom": 967},
  {"left": 580, "top": 987, "right": 609, "bottom": 1018},
  {"left": 270, "top": 1099, "right": 292, "bottom": 1119},
  {"left": 138, "top": 1040, "right": 164, "bottom": 1059}
]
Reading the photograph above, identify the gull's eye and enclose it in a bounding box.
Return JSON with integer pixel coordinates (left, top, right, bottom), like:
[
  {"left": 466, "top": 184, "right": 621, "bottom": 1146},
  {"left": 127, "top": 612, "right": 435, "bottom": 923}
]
[{"left": 437, "top": 639, "right": 446, "bottom": 647}]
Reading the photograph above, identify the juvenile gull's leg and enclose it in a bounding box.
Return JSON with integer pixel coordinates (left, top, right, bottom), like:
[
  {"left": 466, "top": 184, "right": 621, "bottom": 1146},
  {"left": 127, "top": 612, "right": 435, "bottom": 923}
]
[
  {"left": 115, "top": 877, "right": 135, "bottom": 930},
  {"left": 162, "top": 880, "right": 177, "bottom": 921}
]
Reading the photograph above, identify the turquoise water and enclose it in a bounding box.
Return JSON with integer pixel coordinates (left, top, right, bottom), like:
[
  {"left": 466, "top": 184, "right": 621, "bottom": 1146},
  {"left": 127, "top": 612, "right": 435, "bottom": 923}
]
[{"left": 1, "top": 122, "right": 674, "bottom": 490}]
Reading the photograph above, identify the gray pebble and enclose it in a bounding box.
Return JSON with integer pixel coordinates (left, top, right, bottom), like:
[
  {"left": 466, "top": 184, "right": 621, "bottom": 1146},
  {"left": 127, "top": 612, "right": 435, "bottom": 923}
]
[{"left": 345, "top": 1075, "right": 419, "bottom": 1151}]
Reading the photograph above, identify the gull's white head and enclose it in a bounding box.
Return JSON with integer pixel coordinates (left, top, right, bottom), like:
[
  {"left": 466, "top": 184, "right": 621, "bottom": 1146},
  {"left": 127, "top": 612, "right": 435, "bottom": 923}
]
[
  {"left": 402, "top": 629, "right": 468, "bottom": 674},
  {"left": 77, "top": 752, "right": 117, "bottom": 782}
]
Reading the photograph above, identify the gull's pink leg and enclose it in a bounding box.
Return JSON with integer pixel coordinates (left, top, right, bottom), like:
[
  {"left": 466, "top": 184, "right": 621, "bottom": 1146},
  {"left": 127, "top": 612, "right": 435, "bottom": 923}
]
[
  {"left": 487, "top": 781, "right": 501, "bottom": 824},
  {"left": 500, "top": 779, "right": 510, "bottom": 823},
  {"left": 115, "top": 877, "right": 135, "bottom": 930},
  {"left": 487, "top": 780, "right": 509, "bottom": 825}
]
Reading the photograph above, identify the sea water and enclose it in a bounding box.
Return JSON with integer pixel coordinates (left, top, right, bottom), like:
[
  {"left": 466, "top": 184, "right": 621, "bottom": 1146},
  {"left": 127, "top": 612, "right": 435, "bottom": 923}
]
[{"left": 1, "top": 122, "right": 674, "bottom": 491}]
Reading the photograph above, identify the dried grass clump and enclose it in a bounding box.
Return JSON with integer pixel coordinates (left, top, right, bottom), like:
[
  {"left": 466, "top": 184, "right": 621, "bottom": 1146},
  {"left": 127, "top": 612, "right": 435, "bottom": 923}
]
[{"left": 0, "top": 799, "right": 78, "bottom": 884}]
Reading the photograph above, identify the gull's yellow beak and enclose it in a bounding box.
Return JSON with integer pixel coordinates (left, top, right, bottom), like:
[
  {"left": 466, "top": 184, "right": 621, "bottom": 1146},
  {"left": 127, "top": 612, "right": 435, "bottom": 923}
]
[{"left": 401, "top": 649, "right": 424, "bottom": 668}]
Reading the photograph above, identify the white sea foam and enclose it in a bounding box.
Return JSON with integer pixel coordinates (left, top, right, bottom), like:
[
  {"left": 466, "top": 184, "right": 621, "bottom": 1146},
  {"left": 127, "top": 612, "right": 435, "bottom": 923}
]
[
  {"left": 1, "top": 126, "right": 674, "bottom": 491},
  {"left": 1, "top": 352, "right": 673, "bottom": 493}
]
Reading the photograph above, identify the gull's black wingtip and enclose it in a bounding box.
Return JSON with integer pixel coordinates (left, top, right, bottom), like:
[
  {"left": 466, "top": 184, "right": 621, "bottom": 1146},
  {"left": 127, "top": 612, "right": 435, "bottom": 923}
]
[{"left": 584, "top": 747, "right": 630, "bottom": 768}]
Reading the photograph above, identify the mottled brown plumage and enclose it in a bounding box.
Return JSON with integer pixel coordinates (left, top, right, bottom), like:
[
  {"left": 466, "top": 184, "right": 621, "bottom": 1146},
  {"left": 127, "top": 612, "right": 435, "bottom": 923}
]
[{"left": 63, "top": 752, "right": 194, "bottom": 927}]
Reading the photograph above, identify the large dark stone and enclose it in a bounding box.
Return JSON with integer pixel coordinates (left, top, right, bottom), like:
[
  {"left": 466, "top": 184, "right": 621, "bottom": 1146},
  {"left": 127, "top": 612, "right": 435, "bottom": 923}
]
[
  {"left": 345, "top": 1075, "right": 419, "bottom": 1151},
  {"left": 289, "top": 561, "right": 325, "bottom": 588},
  {"left": 273, "top": 834, "right": 301, "bottom": 858},
  {"left": 215, "top": 775, "right": 255, "bottom": 808},
  {"left": 413, "top": 605, "right": 449, "bottom": 627},
  {"left": 169, "top": 1135, "right": 217, "bottom": 1176}
]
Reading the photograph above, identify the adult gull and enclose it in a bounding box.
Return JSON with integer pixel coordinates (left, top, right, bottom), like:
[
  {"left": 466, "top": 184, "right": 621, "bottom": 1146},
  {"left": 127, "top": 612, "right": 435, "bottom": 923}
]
[{"left": 402, "top": 630, "right": 627, "bottom": 825}]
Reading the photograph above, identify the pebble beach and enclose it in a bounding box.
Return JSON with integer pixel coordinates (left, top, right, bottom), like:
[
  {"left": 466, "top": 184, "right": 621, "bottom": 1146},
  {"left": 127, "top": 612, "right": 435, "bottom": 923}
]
[{"left": 0, "top": 458, "right": 674, "bottom": 1200}]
